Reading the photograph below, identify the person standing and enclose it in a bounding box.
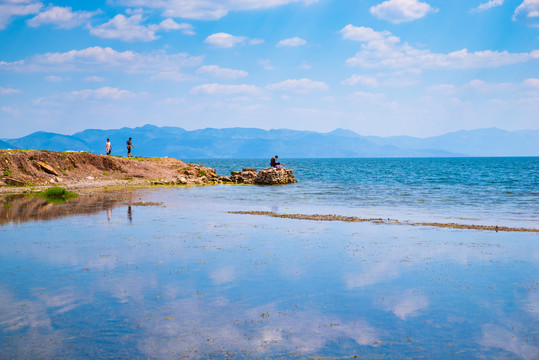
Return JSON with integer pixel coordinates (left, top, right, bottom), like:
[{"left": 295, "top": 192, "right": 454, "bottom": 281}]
[
  {"left": 106, "top": 138, "right": 112, "bottom": 155},
  {"left": 126, "top": 137, "right": 134, "bottom": 157}
]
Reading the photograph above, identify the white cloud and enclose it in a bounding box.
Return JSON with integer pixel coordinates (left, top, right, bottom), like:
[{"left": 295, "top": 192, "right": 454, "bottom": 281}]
[
  {"left": 151, "top": 71, "right": 197, "bottom": 82},
  {"left": 342, "top": 74, "right": 379, "bottom": 87},
  {"left": 348, "top": 91, "right": 386, "bottom": 102},
  {"left": 114, "top": 0, "right": 319, "bottom": 20},
  {"left": 259, "top": 59, "right": 275, "bottom": 70},
  {"left": 157, "top": 97, "right": 186, "bottom": 105},
  {"left": 45, "top": 75, "right": 64, "bottom": 82},
  {"left": 298, "top": 61, "right": 312, "bottom": 69},
  {"left": 340, "top": 24, "right": 400, "bottom": 43},
  {"left": 370, "top": 0, "right": 437, "bottom": 24},
  {"left": 0, "top": 46, "right": 203, "bottom": 73},
  {"left": 426, "top": 84, "right": 456, "bottom": 95},
  {"left": 0, "top": 0, "right": 42, "bottom": 30},
  {"left": 27, "top": 5, "right": 100, "bottom": 29},
  {"left": 341, "top": 25, "right": 539, "bottom": 69},
  {"left": 267, "top": 78, "right": 329, "bottom": 93},
  {"left": 77, "top": 87, "right": 137, "bottom": 100},
  {"left": 2, "top": 105, "right": 21, "bottom": 116},
  {"left": 464, "top": 79, "right": 512, "bottom": 92},
  {"left": 204, "top": 32, "right": 258, "bottom": 48},
  {"left": 0, "top": 86, "right": 21, "bottom": 95},
  {"left": 190, "top": 83, "right": 262, "bottom": 95},
  {"left": 84, "top": 75, "right": 106, "bottom": 82},
  {"left": 425, "top": 78, "right": 539, "bottom": 97},
  {"left": 197, "top": 65, "right": 248, "bottom": 79},
  {"left": 158, "top": 18, "right": 195, "bottom": 34},
  {"left": 89, "top": 14, "right": 190, "bottom": 41},
  {"left": 277, "top": 37, "right": 306, "bottom": 47},
  {"left": 35, "top": 87, "right": 138, "bottom": 104},
  {"left": 524, "top": 78, "right": 539, "bottom": 87},
  {"left": 248, "top": 38, "right": 264, "bottom": 45},
  {"left": 513, "top": 0, "right": 539, "bottom": 21},
  {"left": 470, "top": 0, "right": 504, "bottom": 13}
]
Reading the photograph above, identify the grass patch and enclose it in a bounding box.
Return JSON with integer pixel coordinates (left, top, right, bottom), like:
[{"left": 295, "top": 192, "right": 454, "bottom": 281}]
[
  {"left": 3, "top": 169, "right": 11, "bottom": 177},
  {"left": 34, "top": 187, "right": 78, "bottom": 203}
]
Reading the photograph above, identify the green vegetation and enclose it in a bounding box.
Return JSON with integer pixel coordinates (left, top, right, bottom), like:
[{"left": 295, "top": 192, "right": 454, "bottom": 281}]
[
  {"left": 198, "top": 169, "right": 207, "bottom": 176},
  {"left": 3, "top": 169, "right": 11, "bottom": 177},
  {"left": 33, "top": 187, "right": 78, "bottom": 203}
]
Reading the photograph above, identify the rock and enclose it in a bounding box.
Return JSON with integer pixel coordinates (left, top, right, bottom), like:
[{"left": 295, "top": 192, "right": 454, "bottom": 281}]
[
  {"left": 86, "top": 176, "right": 94, "bottom": 180},
  {"left": 223, "top": 167, "right": 296, "bottom": 185},
  {"left": 254, "top": 167, "right": 296, "bottom": 185},
  {"left": 34, "top": 160, "right": 59, "bottom": 176},
  {"left": 175, "top": 176, "right": 187, "bottom": 185},
  {"left": 5, "top": 177, "right": 26, "bottom": 186},
  {"left": 229, "top": 169, "right": 258, "bottom": 184}
]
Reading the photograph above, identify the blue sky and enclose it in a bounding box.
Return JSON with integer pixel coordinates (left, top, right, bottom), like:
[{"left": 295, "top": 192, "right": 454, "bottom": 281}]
[{"left": 0, "top": 0, "right": 538, "bottom": 138}]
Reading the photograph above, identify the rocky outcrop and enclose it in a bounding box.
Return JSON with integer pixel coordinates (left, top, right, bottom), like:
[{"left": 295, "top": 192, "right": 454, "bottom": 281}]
[
  {"left": 255, "top": 167, "right": 296, "bottom": 185},
  {"left": 227, "top": 168, "right": 258, "bottom": 184},
  {"left": 221, "top": 167, "right": 296, "bottom": 185}
]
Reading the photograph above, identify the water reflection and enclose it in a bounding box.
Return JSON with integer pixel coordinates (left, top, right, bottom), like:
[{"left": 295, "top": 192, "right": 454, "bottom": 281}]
[
  {"left": 0, "top": 194, "right": 122, "bottom": 225},
  {"left": 0, "top": 188, "right": 537, "bottom": 359}
]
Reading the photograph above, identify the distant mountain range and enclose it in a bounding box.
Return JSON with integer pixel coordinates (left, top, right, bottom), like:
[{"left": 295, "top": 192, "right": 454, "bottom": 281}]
[{"left": 1, "top": 125, "right": 538, "bottom": 158}]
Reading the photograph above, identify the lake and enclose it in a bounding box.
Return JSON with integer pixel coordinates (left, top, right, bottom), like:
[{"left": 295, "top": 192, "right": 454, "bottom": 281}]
[{"left": 1, "top": 157, "right": 538, "bottom": 359}]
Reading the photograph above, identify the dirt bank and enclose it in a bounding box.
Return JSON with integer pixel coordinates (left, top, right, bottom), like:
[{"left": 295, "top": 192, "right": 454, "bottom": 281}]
[{"left": 0, "top": 150, "right": 219, "bottom": 194}]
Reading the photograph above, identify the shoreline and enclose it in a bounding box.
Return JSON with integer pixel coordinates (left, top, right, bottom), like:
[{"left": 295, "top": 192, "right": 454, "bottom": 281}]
[{"left": 0, "top": 179, "right": 220, "bottom": 195}]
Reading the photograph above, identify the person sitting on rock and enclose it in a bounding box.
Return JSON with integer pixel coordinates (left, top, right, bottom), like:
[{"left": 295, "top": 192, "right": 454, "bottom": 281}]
[{"left": 270, "top": 155, "right": 281, "bottom": 168}]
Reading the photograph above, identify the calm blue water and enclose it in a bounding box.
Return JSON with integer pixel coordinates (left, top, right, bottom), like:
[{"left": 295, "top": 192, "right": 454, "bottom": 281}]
[
  {"left": 1, "top": 157, "right": 538, "bottom": 359},
  {"left": 188, "top": 157, "right": 539, "bottom": 227}
]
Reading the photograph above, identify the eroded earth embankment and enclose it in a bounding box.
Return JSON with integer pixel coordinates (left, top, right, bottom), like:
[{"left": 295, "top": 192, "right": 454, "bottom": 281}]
[{"left": 0, "top": 150, "right": 219, "bottom": 193}]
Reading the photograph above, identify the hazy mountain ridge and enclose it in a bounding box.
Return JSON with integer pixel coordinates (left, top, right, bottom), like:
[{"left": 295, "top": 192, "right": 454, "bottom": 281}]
[{"left": 2, "top": 125, "right": 537, "bottom": 158}]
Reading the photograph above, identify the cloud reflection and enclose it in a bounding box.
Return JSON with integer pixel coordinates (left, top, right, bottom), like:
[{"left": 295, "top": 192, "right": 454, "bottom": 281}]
[
  {"left": 381, "top": 291, "right": 429, "bottom": 320},
  {"left": 134, "top": 296, "right": 380, "bottom": 358},
  {"left": 480, "top": 324, "right": 539, "bottom": 360}
]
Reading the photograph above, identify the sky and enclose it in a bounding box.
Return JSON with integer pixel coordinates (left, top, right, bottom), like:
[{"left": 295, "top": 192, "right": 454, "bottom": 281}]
[{"left": 0, "top": 0, "right": 538, "bottom": 139}]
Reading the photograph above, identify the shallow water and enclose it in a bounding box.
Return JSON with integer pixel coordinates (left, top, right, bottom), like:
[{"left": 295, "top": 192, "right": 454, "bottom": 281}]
[
  {"left": 1, "top": 187, "right": 538, "bottom": 359},
  {"left": 191, "top": 157, "right": 539, "bottom": 228}
]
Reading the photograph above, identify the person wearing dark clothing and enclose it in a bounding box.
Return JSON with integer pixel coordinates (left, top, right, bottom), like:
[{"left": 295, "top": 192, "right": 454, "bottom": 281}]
[
  {"left": 126, "top": 137, "right": 134, "bottom": 157},
  {"left": 270, "top": 155, "right": 281, "bottom": 168}
]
